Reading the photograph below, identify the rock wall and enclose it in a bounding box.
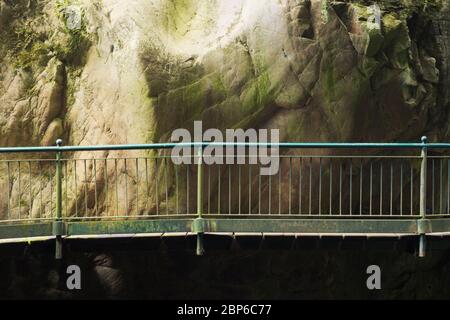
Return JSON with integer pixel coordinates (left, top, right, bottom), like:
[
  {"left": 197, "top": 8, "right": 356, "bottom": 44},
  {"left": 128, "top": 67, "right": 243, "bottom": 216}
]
[{"left": 0, "top": 0, "right": 449, "bottom": 218}]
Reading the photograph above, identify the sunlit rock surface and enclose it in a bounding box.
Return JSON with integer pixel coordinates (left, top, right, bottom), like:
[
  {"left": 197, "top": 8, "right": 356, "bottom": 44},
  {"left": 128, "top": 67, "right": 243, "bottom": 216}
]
[{"left": 0, "top": 0, "right": 449, "bottom": 218}]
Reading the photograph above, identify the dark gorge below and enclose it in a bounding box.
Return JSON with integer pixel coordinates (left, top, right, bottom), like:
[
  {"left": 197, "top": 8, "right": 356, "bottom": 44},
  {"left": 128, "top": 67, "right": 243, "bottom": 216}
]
[{"left": 1, "top": 235, "right": 450, "bottom": 299}]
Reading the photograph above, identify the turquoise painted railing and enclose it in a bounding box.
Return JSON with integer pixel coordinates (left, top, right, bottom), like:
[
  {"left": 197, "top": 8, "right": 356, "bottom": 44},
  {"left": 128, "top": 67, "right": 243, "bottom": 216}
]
[{"left": 1, "top": 136, "right": 450, "bottom": 258}]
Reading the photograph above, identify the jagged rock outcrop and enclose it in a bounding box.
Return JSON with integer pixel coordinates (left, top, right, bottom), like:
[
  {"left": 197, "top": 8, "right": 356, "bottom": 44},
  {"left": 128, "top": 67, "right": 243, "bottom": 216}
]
[{"left": 0, "top": 58, "right": 65, "bottom": 147}]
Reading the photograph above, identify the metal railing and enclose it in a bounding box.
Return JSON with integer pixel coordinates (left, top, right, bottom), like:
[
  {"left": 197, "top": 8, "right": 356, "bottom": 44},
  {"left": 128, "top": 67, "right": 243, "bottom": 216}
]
[{"left": 1, "top": 137, "right": 450, "bottom": 257}]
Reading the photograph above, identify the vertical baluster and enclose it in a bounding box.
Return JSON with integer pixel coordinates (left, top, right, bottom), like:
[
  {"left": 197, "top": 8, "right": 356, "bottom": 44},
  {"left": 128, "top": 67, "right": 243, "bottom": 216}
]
[
  {"left": 339, "top": 161, "right": 343, "bottom": 216},
  {"left": 145, "top": 158, "right": 149, "bottom": 212},
  {"left": 410, "top": 164, "right": 414, "bottom": 216},
  {"left": 165, "top": 158, "right": 169, "bottom": 215},
  {"left": 40, "top": 162, "right": 43, "bottom": 218},
  {"left": 64, "top": 161, "right": 68, "bottom": 218},
  {"left": 124, "top": 159, "right": 129, "bottom": 216},
  {"left": 269, "top": 169, "right": 272, "bottom": 215},
  {"left": 18, "top": 162, "right": 21, "bottom": 220},
  {"left": 319, "top": 158, "right": 322, "bottom": 215},
  {"left": 217, "top": 165, "right": 221, "bottom": 214},
  {"left": 299, "top": 158, "right": 303, "bottom": 214},
  {"left": 74, "top": 160, "right": 77, "bottom": 217},
  {"left": 115, "top": 159, "right": 118, "bottom": 217},
  {"left": 175, "top": 163, "right": 179, "bottom": 214},
  {"left": 50, "top": 164, "right": 53, "bottom": 218},
  {"left": 370, "top": 162, "right": 373, "bottom": 215},
  {"left": 186, "top": 163, "right": 190, "bottom": 214},
  {"left": 208, "top": 164, "right": 211, "bottom": 215},
  {"left": 136, "top": 158, "right": 139, "bottom": 216},
  {"left": 360, "top": 160, "right": 363, "bottom": 215},
  {"left": 440, "top": 159, "right": 443, "bottom": 214},
  {"left": 278, "top": 160, "right": 282, "bottom": 215},
  {"left": 155, "top": 158, "right": 159, "bottom": 215},
  {"left": 400, "top": 163, "right": 403, "bottom": 216},
  {"left": 350, "top": 159, "right": 354, "bottom": 215},
  {"left": 7, "top": 162, "right": 10, "bottom": 220},
  {"left": 380, "top": 162, "right": 383, "bottom": 215},
  {"left": 309, "top": 157, "right": 312, "bottom": 215},
  {"left": 238, "top": 165, "right": 241, "bottom": 215},
  {"left": 390, "top": 162, "right": 393, "bottom": 216},
  {"left": 84, "top": 159, "right": 88, "bottom": 216},
  {"left": 249, "top": 165, "right": 252, "bottom": 214},
  {"left": 432, "top": 159, "right": 435, "bottom": 214},
  {"left": 329, "top": 159, "right": 333, "bottom": 215},
  {"left": 228, "top": 165, "right": 232, "bottom": 214},
  {"left": 269, "top": 169, "right": 272, "bottom": 214},
  {"left": 258, "top": 167, "right": 261, "bottom": 215},
  {"left": 94, "top": 159, "right": 98, "bottom": 217},
  {"left": 104, "top": 159, "right": 108, "bottom": 216},
  {"left": 448, "top": 159, "right": 450, "bottom": 215},
  {"left": 28, "top": 161, "right": 32, "bottom": 218},
  {"left": 289, "top": 157, "right": 292, "bottom": 215}
]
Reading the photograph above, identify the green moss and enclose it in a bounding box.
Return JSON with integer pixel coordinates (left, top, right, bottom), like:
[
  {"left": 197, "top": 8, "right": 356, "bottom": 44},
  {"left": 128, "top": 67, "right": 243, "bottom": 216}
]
[
  {"left": 360, "top": 57, "right": 380, "bottom": 77},
  {"left": 162, "top": 0, "right": 199, "bottom": 37},
  {"left": 240, "top": 71, "right": 272, "bottom": 114},
  {"left": 6, "top": 0, "right": 92, "bottom": 71},
  {"left": 54, "top": 0, "right": 92, "bottom": 66},
  {"left": 139, "top": 41, "right": 205, "bottom": 98},
  {"left": 15, "top": 41, "right": 52, "bottom": 70},
  {"left": 322, "top": 0, "right": 329, "bottom": 23},
  {"left": 323, "top": 61, "right": 337, "bottom": 104},
  {"left": 349, "top": 0, "right": 444, "bottom": 16},
  {"left": 66, "top": 67, "right": 82, "bottom": 107},
  {"left": 182, "top": 74, "right": 226, "bottom": 119}
]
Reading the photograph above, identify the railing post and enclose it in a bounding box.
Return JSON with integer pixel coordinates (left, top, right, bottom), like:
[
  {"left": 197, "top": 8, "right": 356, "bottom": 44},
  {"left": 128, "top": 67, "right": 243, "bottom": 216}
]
[
  {"left": 194, "top": 146, "right": 205, "bottom": 256},
  {"left": 419, "top": 136, "right": 427, "bottom": 258},
  {"left": 54, "top": 139, "right": 64, "bottom": 260}
]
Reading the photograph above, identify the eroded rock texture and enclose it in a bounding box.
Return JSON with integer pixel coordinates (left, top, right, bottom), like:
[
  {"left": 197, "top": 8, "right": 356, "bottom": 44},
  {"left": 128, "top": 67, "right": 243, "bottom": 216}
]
[
  {"left": 0, "top": 0, "right": 449, "bottom": 218},
  {"left": 1, "top": 1, "right": 450, "bottom": 300}
]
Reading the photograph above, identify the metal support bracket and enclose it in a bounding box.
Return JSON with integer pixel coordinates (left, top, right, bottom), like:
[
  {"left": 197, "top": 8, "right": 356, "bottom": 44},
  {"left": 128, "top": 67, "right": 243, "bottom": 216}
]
[
  {"left": 193, "top": 218, "right": 206, "bottom": 256},
  {"left": 53, "top": 221, "right": 65, "bottom": 260},
  {"left": 192, "top": 217, "right": 207, "bottom": 234},
  {"left": 417, "top": 219, "right": 430, "bottom": 258},
  {"left": 417, "top": 219, "right": 432, "bottom": 235},
  {"left": 52, "top": 221, "right": 66, "bottom": 236}
]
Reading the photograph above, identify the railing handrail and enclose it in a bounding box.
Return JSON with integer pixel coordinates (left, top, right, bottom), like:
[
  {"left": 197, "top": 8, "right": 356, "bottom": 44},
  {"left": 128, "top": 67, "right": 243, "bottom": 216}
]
[
  {"left": 0, "top": 136, "right": 441, "bottom": 258},
  {"left": 0, "top": 140, "right": 449, "bottom": 154}
]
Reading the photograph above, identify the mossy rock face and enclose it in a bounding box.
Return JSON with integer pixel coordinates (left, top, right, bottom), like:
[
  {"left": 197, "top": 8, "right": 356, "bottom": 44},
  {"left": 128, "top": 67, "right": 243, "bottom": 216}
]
[
  {"left": 144, "top": 0, "right": 446, "bottom": 143},
  {"left": 0, "top": 0, "right": 449, "bottom": 220},
  {"left": 0, "top": 0, "right": 92, "bottom": 111}
]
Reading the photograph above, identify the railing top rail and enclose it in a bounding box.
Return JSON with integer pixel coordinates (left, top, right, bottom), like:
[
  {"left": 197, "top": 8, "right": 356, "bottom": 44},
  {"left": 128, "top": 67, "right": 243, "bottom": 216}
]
[{"left": 0, "top": 140, "right": 447, "bottom": 154}]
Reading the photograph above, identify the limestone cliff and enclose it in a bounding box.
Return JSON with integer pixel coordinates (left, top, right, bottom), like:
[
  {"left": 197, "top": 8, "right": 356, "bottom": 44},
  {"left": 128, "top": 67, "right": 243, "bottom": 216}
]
[{"left": 0, "top": 0, "right": 449, "bottom": 219}]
